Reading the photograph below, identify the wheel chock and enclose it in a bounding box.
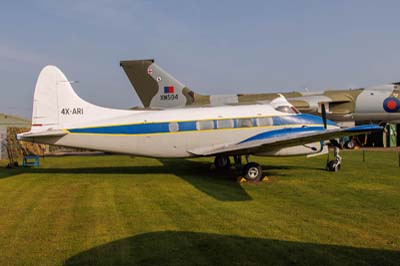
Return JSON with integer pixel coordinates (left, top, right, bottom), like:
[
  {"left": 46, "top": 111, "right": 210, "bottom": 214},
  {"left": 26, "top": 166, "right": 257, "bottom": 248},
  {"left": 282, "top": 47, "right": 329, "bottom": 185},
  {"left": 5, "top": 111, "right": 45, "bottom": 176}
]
[
  {"left": 262, "top": 176, "right": 269, "bottom": 182},
  {"left": 237, "top": 176, "right": 247, "bottom": 183},
  {"left": 237, "top": 176, "right": 269, "bottom": 183}
]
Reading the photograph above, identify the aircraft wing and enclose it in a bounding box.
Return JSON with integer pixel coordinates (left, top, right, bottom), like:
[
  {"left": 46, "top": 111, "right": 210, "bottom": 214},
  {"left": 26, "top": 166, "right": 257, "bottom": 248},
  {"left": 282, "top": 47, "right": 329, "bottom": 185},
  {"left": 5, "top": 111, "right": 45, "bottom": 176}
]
[{"left": 188, "top": 125, "right": 381, "bottom": 156}]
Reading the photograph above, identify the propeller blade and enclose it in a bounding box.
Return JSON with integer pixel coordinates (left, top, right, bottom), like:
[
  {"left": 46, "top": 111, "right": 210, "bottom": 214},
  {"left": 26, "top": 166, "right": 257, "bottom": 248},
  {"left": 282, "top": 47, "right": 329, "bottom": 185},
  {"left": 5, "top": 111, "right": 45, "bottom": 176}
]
[{"left": 321, "top": 103, "right": 327, "bottom": 129}]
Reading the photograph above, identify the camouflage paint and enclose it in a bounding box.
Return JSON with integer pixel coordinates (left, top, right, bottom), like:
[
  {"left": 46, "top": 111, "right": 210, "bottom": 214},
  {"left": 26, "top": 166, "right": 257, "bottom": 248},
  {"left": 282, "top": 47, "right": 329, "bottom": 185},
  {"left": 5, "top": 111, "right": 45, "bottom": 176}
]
[{"left": 121, "top": 59, "right": 400, "bottom": 122}]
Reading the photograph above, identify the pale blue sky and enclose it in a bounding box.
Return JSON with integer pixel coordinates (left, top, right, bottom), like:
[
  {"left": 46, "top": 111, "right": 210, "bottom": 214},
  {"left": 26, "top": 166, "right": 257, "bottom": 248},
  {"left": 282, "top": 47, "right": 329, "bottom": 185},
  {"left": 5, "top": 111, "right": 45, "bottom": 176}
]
[{"left": 1, "top": 0, "right": 400, "bottom": 118}]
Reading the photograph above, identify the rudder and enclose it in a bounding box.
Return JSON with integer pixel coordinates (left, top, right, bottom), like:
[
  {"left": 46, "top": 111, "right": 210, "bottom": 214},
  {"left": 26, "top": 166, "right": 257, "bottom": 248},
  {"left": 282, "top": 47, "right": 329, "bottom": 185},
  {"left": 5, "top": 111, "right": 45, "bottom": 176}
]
[{"left": 120, "top": 59, "right": 207, "bottom": 108}]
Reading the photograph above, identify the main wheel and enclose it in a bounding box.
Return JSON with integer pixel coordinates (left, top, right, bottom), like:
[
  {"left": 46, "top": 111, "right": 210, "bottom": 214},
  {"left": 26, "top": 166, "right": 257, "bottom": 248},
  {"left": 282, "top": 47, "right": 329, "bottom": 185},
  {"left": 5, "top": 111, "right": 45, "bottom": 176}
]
[
  {"left": 214, "top": 155, "right": 231, "bottom": 169},
  {"left": 345, "top": 140, "right": 355, "bottom": 149},
  {"left": 243, "top": 162, "right": 263, "bottom": 181},
  {"left": 327, "top": 160, "right": 341, "bottom": 172}
]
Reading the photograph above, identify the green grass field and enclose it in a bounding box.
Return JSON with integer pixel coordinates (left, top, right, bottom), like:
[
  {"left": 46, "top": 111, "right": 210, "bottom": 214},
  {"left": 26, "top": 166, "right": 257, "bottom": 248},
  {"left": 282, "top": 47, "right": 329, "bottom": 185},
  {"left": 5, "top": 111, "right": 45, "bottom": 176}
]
[{"left": 0, "top": 151, "right": 399, "bottom": 266}]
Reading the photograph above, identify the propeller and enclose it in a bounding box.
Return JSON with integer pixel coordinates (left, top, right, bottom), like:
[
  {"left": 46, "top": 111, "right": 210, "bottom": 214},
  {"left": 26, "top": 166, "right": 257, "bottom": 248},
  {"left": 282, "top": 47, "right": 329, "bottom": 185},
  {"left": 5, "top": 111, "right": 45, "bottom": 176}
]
[{"left": 321, "top": 103, "right": 327, "bottom": 129}]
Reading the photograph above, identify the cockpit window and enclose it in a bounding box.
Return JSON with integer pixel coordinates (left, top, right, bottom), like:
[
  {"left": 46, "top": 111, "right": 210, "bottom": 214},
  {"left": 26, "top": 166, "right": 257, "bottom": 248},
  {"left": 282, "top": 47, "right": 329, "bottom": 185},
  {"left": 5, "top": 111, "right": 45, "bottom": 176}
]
[
  {"left": 275, "top": 106, "right": 292, "bottom": 113},
  {"left": 291, "top": 106, "right": 300, "bottom": 114},
  {"left": 275, "top": 105, "right": 300, "bottom": 114}
]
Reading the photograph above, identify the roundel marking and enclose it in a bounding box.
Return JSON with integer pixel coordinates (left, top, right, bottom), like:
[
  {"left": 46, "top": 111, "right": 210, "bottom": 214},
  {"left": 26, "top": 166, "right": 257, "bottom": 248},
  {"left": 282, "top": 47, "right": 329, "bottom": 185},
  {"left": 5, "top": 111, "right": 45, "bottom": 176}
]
[{"left": 383, "top": 97, "right": 400, "bottom": 112}]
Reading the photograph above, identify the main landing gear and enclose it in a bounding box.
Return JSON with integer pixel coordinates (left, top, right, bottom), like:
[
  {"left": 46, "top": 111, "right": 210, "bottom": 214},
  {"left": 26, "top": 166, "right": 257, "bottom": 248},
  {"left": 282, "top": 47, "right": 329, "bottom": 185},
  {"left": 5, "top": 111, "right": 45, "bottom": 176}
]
[
  {"left": 326, "top": 139, "right": 342, "bottom": 172},
  {"left": 243, "top": 162, "right": 263, "bottom": 181},
  {"left": 214, "top": 155, "right": 263, "bottom": 181},
  {"left": 214, "top": 155, "right": 231, "bottom": 169}
]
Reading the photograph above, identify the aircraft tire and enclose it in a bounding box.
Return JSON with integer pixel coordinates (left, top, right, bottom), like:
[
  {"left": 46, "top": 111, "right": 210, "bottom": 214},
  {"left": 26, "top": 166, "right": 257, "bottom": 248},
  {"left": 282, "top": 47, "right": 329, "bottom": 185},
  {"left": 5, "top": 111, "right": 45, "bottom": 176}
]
[
  {"left": 243, "top": 162, "right": 263, "bottom": 181},
  {"left": 214, "top": 155, "right": 231, "bottom": 169},
  {"left": 345, "top": 140, "right": 355, "bottom": 149},
  {"left": 327, "top": 160, "right": 341, "bottom": 172}
]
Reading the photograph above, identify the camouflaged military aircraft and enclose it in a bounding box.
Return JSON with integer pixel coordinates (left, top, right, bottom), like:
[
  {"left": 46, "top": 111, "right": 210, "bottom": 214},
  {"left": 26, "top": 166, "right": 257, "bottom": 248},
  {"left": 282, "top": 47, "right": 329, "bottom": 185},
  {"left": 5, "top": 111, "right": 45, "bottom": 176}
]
[{"left": 120, "top": 59, "right": 400, "bottom": 126}]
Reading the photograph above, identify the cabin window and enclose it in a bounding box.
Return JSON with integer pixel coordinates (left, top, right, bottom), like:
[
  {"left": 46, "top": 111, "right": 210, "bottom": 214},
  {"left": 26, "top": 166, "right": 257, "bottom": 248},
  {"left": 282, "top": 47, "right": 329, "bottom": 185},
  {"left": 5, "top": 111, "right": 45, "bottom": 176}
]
[
  {"left": 237, "top": 118, "right": 253, "bottom": 127},
  {"left": 169, "top": 122, "right": 179, "bottom": 132},
  {"left": 196, "top": 120, "right": 214, "bottom": 130},
  {"left": 256, "top": 117, "right": 273, "bottom": 127},
  {"left": 216, "top": 119, "right": 234, "bottom": 129}
]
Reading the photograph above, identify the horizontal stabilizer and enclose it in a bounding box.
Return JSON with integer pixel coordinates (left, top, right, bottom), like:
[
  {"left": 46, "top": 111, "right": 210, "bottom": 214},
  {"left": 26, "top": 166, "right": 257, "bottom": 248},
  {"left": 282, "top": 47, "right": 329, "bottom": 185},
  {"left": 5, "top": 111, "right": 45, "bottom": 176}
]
[{"left": 17, "top": 130, "right": 67, "bottom": 140}]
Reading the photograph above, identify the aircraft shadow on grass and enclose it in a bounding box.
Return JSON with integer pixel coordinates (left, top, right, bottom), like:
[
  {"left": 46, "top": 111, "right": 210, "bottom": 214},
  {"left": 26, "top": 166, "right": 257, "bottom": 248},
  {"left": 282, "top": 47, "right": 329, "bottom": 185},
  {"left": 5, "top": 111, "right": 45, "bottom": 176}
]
[
  {"left": 63, "top": 231, "right": 400, "bottom": 266},
  {"left": 159, "top": 159, "right": 252, "bottom": 201},
  {"left": 1, "top": 158, "right": 326, "bottom": 201},
  {"left": 1, "top": 159, "right": 253, "bottom": 201}
]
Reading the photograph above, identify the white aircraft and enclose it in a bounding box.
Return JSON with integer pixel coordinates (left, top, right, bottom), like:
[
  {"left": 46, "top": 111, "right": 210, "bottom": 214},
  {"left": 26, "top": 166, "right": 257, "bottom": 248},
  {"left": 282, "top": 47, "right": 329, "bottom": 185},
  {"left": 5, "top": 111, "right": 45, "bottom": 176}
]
[{"left": 18, "top": 66, "right": 381, "bottom": 181}]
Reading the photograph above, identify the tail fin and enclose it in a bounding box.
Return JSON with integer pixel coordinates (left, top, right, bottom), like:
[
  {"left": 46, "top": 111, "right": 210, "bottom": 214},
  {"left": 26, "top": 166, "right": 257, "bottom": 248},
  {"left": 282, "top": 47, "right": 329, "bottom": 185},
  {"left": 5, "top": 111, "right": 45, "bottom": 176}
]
[
  {"left": 120, "top": 59, "right": 207, "bottom": 108},
  {"left": 31, "top": 65, "right": 131, "bottom": 132}
]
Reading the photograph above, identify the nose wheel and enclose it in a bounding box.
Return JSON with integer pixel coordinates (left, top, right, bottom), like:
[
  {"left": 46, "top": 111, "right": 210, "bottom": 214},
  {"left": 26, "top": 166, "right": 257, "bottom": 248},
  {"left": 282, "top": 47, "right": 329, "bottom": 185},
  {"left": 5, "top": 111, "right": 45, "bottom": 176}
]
[
  {"left": 326, "top": 141, "right": 342, "bottom": 172},
  {"left": 327, "top": 159, "right": 341, "bottom": 172}
]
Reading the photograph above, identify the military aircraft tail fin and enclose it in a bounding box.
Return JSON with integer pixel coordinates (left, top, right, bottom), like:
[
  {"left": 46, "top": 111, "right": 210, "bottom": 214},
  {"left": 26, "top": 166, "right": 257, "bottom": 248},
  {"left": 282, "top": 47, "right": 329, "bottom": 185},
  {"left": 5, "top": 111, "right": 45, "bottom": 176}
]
[{"left": 120, "top": 59, "right": 207, "bottom": 108}]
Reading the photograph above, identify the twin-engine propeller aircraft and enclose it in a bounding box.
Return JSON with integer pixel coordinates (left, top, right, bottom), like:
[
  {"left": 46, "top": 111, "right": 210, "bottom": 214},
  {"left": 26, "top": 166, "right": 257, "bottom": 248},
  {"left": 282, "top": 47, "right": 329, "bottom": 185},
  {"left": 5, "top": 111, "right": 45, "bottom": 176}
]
[{"left": 18, "top": 66, "right": 381, "bottom": 181}]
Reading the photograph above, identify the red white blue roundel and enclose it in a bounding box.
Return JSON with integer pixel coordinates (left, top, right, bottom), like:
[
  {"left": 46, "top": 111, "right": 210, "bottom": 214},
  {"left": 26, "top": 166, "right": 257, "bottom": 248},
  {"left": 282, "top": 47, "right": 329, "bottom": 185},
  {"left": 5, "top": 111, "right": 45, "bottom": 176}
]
[{"left": 383, "top": 97, "right": 400, "bottom": 112}]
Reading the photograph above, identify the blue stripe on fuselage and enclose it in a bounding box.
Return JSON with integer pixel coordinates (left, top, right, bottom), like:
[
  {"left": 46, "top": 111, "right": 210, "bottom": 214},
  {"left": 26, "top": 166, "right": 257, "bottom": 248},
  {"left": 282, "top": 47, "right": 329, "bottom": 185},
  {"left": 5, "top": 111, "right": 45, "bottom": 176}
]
[
  {"left": 178, "top": 121, "right": 197, "bottom": 131},
  {"left": 239, "top": 126, "right": 325, "bottom": 144},
  {"left": 69, "top": 122, "right": 170, "bottom": 134},
  {"left": 278, "top": 114, "right": 335, "bottom": 126},
  {"left": 68, "top": 114, "right": 334, "bottom": 135}
]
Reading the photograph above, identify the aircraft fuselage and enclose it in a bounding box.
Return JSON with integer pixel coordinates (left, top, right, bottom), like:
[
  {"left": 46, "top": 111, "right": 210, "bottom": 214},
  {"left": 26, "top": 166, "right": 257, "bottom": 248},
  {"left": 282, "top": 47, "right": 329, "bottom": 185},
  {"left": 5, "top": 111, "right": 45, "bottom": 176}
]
[{"left": 32, "top": 105, "right": 332, "bottom": 158}]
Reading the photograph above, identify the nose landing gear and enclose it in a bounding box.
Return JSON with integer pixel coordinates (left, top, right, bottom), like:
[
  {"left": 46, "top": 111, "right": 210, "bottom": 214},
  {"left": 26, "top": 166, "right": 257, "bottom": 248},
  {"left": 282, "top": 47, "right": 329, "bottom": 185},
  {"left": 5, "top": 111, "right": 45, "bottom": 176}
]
[
  {"left": 326, "top": 140, "right": 342, "bottom": 172},
  {"left": 327, "top": 157, "right": 341, "bottom": 172}
]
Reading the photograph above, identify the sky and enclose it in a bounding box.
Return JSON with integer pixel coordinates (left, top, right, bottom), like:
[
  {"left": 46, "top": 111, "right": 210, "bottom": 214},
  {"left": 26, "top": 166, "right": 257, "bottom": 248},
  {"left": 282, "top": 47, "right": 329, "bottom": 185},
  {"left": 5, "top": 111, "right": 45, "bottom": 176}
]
[{"left": 1, "top": 0, "right": 400, "bottom": 118}]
